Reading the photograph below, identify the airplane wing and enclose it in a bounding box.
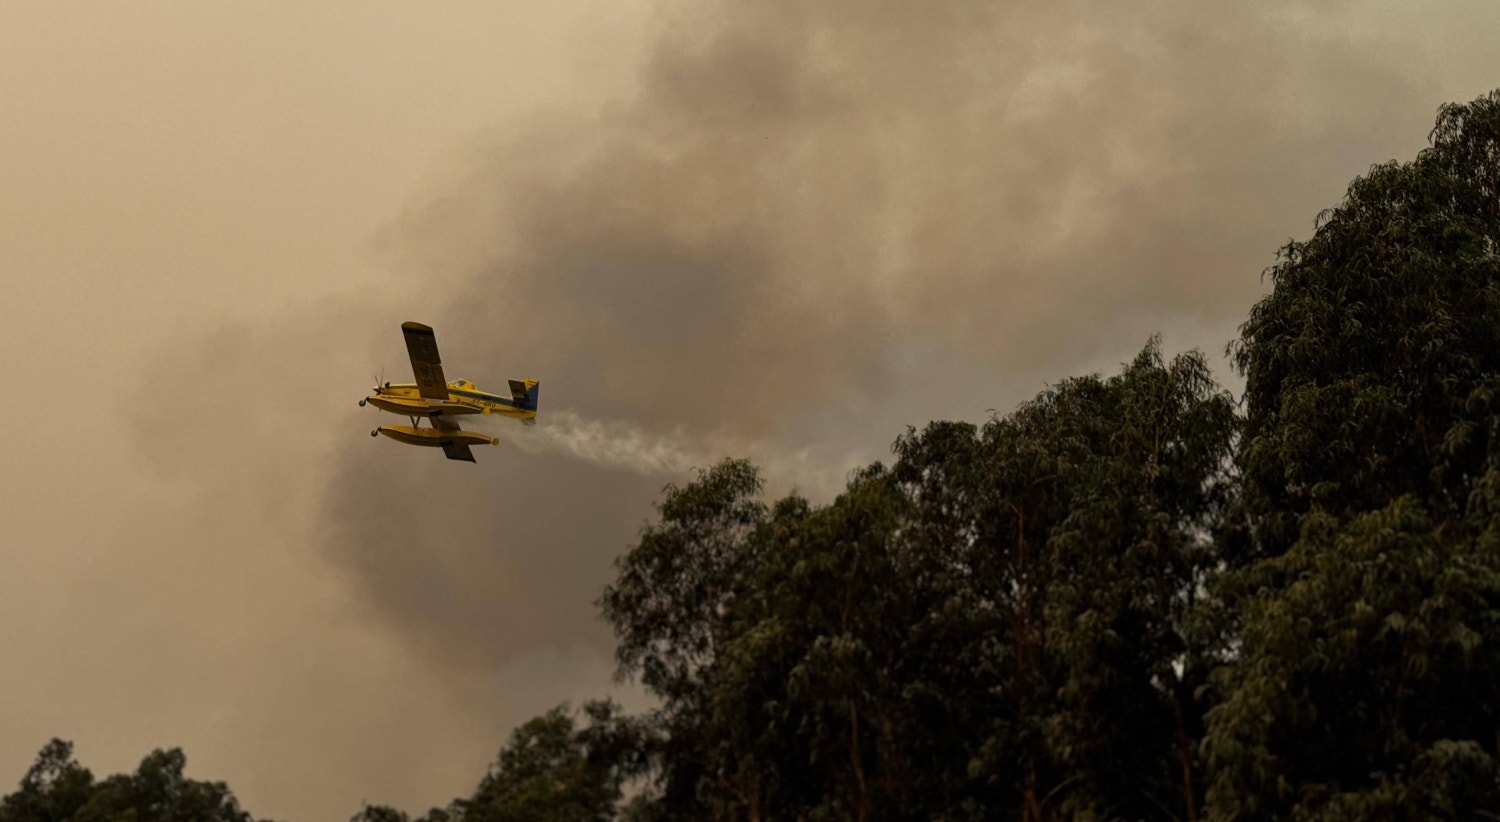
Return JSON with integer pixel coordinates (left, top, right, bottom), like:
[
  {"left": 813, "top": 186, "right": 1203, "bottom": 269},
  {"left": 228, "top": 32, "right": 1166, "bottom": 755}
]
[
  {"left": 442, "top": 442, "right": 476, "bottom": 462},
  {"left": 401, "top": 322, "right": 448, "bottom": 400}
]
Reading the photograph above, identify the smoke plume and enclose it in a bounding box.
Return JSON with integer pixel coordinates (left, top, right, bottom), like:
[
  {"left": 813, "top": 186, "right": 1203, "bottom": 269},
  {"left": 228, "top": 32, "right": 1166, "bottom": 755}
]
[
  {"left": 99, "top": 0, "right": 1500, "bottom": 816},
  {"left": 315, "top": 0, "right": 1449, "bottom": 679}
]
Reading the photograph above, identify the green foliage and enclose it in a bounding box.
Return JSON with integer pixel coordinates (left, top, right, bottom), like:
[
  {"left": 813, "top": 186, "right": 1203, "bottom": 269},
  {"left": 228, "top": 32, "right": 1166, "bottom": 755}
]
[
  {"left": 1234, "top": 91, "right": 1500, "bottom": 555},
  {"left": 601, "top": 459, "right": 768, "bottom": 706},
  {"left": 1204, "top": 501, "right": 1500, "bottom": 819},
  {"left": 0, "top": 741, "right": 264, "bottom": 822},
  {"left": 0, "top": 741, "right": 95, "bottom": 822},
  {"left": 597, "top": 459, "right": 774, "bottom": 818},
  {"left": 600, "top": 341, "right": 1235, "bottom": 820},
  {"left": 885, "top": 342, "right": 1235, "bottom": 821},
  {"left": 1206, "top": 89, "right": 1500, "bottom": 819},
  {"left": 348, "top": 700, "right": 653, "bottom": 822},
  {"left": 348, "top": 806, "right": 415, "bottom": 822},
  {"left": 458, "top": 700, "right": 651, "bottom": 822},
  {"left": 964, "top": 342, "right": 1235, "bottom": 821}
]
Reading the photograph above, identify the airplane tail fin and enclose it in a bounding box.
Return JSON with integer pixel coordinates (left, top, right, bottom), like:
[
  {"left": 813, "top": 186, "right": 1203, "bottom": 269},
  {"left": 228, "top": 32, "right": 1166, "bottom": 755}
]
[{"left": 508, "top": 378, "right": 541, "bottom": 412}]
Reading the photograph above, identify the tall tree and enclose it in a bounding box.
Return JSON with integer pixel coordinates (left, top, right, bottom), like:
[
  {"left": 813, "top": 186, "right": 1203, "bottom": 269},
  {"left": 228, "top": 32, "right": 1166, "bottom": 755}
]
[
  {"left": 603, "top": 341, "right": 1235, "bottom": 821},
  {"left": 1233, "top": 91, "right": 1500, "bottom": 555},
  {"left": 0, "top": 740, "right": 95, "bottom": 822},
  {"left": 599, "top": 459, "right": 774, "bottom": 819},
  {"left": 711, "top": 465, "right": 922, "bottom": 820},
  {"left": 1207, "top": 90, "right": 1500, "bottom": 819},
  {"left": 943, "top": 341, "right": 1234, "bottom": 821}
]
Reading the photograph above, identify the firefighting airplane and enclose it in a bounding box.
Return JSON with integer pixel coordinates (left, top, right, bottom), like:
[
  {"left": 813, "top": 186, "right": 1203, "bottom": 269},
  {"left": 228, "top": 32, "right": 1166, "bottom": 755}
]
[{"left": 359, "top": 322, "right": 539, "bottom": 462}]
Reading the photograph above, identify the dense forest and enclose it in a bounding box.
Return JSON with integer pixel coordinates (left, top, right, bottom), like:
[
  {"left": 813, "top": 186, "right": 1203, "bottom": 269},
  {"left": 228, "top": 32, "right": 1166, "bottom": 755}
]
[{"left": 7, "top": 90, "right": 1500, "bottom": 822}]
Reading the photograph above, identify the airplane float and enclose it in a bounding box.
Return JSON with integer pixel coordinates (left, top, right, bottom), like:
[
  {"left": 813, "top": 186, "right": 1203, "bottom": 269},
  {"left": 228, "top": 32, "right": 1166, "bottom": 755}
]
[{"left": 359, "top": 322, "right": 539, "bottom": 462}]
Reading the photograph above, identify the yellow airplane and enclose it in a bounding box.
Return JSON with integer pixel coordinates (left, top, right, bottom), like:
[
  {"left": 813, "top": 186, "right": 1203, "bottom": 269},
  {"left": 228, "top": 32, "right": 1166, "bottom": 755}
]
[{"left": 359, "top": 321, "right": 539, "bottom": 462}]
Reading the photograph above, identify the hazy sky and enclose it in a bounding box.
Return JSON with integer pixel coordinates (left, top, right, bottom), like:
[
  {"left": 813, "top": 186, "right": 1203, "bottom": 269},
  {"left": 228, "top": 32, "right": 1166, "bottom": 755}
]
[{"left": 3, "top": 2, "right": 1498, "bottom": 819}]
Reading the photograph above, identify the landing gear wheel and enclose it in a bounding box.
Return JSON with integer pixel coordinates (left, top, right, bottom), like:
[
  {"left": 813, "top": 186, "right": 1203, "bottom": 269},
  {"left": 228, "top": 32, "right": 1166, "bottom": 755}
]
[
  {"left": 370, "top": 429, "right": 379, "bottom": 438},
  {"left": 359, "top": 398, "right": 367, "bottom": 407}
]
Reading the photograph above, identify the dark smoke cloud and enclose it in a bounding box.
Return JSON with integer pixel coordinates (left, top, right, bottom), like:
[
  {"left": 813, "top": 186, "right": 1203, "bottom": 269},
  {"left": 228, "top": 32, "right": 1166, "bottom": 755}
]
[
  {"left": 117, "top": 3, "right": 1498, "bottom": 815},
  {"left": 319, "top": 443, "right": 664, "bottom": 668},
  {"left": 316, "top": 0, "right": 1454, "bottom": 675}
]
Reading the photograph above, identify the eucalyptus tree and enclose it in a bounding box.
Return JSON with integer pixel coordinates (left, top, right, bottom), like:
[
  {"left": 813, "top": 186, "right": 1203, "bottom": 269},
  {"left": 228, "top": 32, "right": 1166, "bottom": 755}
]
[
  {"left": 0, "top": 741, "right": 96, "bottom": 822},
  {"left": 0, "top": 741, "right": 264, "bottom": 822},
  {"left": 1232, "top": 91, "right": 1500, "bottom": 552},
  {"left": 599, "top": 459, "right": 774, "bottom": 819},
  {"left": 603, "top": 340, "right": 1235, "bottom": 822},
  {"left": 456, "top": 701, "right": 650, "bottom": 822},
  {"left": 1206, "top": 90, "right": 1500, "bottom": 819},
  {"left": 349, "top": 700, "right": 651, "bottom": 822},
  {"left": 935, "top": 341, "right": 1234, "bottom": 822}
]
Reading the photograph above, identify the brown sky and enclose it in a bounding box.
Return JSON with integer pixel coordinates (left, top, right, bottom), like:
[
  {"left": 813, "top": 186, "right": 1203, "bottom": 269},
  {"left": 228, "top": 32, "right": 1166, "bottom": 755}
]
[{"left": 3, "top": 2, "right": 1498, "bottom": 819}]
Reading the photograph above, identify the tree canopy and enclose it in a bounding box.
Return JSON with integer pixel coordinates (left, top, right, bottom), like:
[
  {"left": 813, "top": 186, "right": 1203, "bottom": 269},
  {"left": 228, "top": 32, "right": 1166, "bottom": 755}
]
[
  {"left": 1205, "top": 89, "right": 1500, "bottom": 820},
  {"left": 600, "top": 338, "right": 1236, "bottom": 821},
  {"left": 0, "top": 741, "right": 261, "bottom": 822}
]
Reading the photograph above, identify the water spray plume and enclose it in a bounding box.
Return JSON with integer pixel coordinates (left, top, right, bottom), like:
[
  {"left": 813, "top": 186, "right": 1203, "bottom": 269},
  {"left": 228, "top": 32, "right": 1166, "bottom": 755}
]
[{"left": 489, "top": 409, "right": 857, "bottom": 499}]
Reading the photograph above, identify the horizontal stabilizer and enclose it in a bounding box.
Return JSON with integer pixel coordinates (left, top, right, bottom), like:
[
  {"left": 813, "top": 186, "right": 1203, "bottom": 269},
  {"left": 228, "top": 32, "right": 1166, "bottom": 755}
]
[
  {"left": 442, "top": 442, "right": 476, "bottom": 462},
  {"left": 508, "top": 379, "right": 528, "bottom": 402}
]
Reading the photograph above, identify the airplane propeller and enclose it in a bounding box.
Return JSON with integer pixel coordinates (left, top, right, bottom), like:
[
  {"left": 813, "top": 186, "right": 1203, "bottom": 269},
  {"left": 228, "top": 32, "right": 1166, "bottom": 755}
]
[
  {"left": 359, "top": 367, "right": 383, "bottom": 407},
  {"left": 360, "top": 367, "right": 387, "bottom": 406}
]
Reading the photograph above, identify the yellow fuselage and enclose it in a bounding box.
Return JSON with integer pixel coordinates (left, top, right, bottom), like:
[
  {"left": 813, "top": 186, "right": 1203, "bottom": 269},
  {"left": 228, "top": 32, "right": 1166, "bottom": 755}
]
[{"left": 364, "top": 380, "right": 538, "bottom": 423}]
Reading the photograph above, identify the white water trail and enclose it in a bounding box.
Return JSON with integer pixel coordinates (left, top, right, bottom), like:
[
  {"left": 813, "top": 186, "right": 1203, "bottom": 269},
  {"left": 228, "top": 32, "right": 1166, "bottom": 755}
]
[{"left": 488, "top": 409, "right": 861, "bottom": 501}]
